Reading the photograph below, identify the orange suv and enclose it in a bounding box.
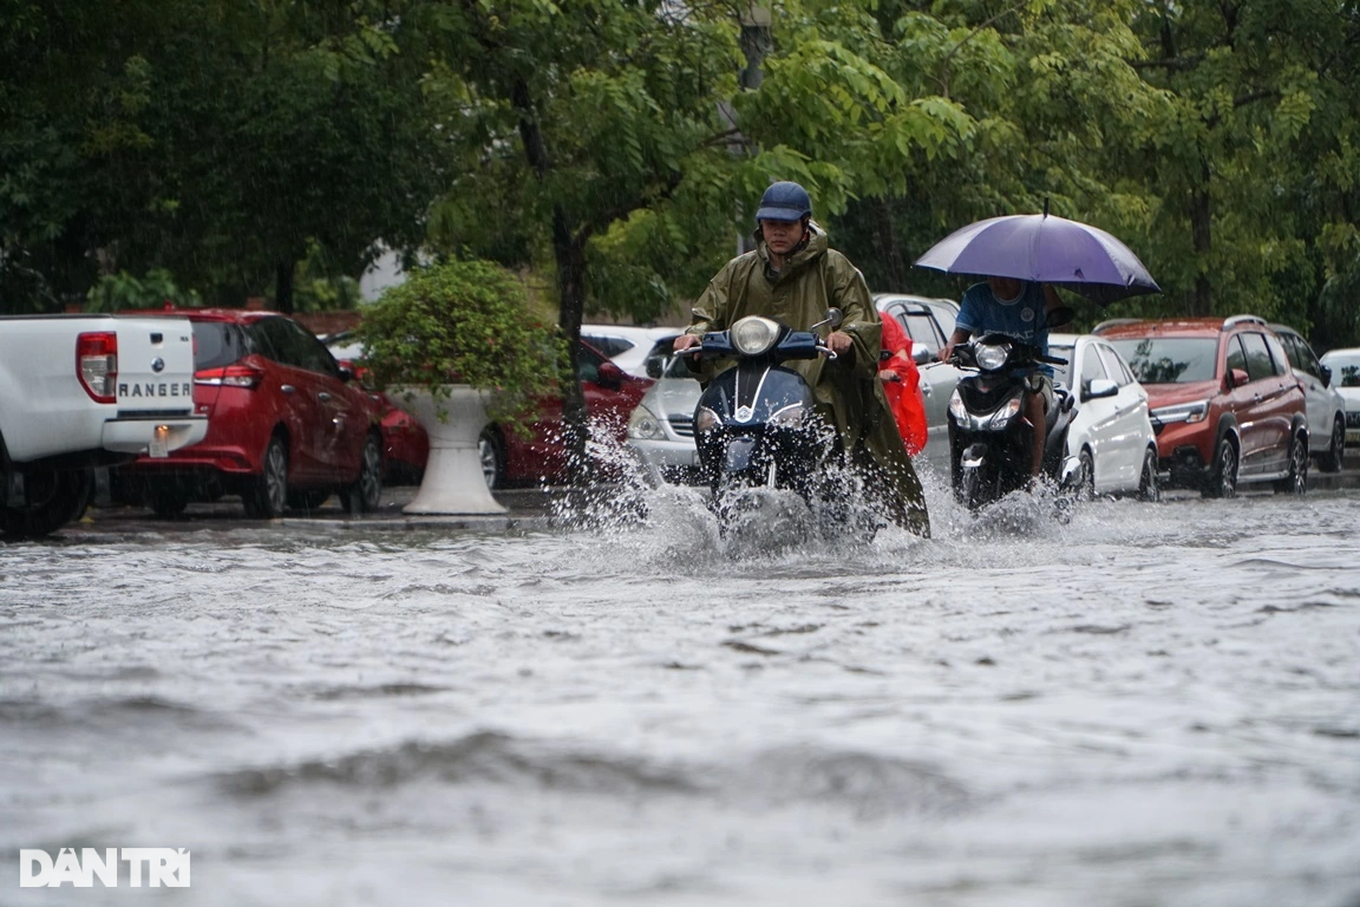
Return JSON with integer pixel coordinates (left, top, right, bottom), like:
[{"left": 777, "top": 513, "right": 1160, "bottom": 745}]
[{"left": 1094, "top": 315, "right": 1308, "bottom": 497}]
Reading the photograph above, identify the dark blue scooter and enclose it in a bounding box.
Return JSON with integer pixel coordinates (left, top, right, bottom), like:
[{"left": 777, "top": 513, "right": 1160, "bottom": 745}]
[{"left": 686, "top": 310, "right": 841, "bottom": 512}]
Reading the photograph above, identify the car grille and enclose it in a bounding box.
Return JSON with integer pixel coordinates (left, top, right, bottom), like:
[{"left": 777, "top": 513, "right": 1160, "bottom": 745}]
[
  {"left": 669, "top": 414, "right": 695, "bottom": 438},
  {"left": 1348, "top": 412, "right": 1360, "bottom": 428}
]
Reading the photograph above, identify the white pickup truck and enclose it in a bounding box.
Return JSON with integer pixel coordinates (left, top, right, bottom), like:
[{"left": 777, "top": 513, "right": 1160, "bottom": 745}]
[{"left": 1, "top": 314, "right": 208, "bottom": 539}]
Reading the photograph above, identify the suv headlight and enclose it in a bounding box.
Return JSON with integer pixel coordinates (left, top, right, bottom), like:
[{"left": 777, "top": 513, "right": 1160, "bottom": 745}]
[
  {"left": 1151, "top": 400, "right": 1209, "bottom": 424},
  {"left": 627, "top": 404, "right": 665, "bottom": 440},
  {"left": 731, "top": 316, "right": 781, "bottom": 356}
]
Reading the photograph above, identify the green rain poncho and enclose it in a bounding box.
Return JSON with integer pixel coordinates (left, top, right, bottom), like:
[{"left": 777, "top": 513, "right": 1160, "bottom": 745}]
[{"left": 683, "top": 224, "right": 931, "bottom": 537}]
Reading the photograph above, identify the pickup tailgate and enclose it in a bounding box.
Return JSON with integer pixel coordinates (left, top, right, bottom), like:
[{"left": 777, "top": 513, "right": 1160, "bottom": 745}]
[{"left": 113, "top": 317, "right": 197, "bottom": 414}]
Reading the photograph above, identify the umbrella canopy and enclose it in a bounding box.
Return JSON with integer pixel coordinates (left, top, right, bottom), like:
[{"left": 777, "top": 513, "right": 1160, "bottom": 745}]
[{"left": 915, "top": 213, "right": 1160, "bottom": 306}]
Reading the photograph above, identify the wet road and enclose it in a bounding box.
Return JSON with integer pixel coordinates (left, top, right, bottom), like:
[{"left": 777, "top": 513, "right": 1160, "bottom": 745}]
[{"left": 2, "top": 471, "right": 1359, "bottom": 906}]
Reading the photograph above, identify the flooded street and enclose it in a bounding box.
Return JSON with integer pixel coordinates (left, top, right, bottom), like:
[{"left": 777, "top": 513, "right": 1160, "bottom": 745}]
[{"left": 3, "top": 474, "right": 1359, "bottom": 906}]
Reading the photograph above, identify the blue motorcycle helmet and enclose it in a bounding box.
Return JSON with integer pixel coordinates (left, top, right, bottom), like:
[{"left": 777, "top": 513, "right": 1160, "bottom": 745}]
[{"left": 755, "top": 181, "right": 812, "bottom": 223}]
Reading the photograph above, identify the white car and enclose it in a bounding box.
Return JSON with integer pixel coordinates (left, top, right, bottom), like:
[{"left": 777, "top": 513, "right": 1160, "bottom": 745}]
[
  {"left": 1271, "top": 325, "right": 1347, "bottom": 472},
  {"left": 1318, "top": 346, "right": 1360, "bottom": 454},
  {"left": 626, "top": 336, "right": 703, "bottom": 482},
  {"left": 581, "top": 325, "right": 678, "bottom": 378},
  {"left": 1049, "top": 332, "right": 1160, "bottom": 500}
]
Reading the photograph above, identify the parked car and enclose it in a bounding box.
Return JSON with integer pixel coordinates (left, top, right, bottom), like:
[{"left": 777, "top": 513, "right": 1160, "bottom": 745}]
[
  {"left": 581, "top": 325, "right": 678, "bottom": 378},
  {"left": 874, "top": 293, "right": 962, "bottom": 475},
  {"left": 322, "top": 331, "right": 430, "bottom": 485},
  {"left": 1317, "top": 347, "right": 1360, "bottom": 456},
  {"left": 478, "top": 339, "right": 654, "bottom": 488},
  {"left": 1269, "top": 324, "right": 1347, "bottom": 472},
  {"left": 626, "top": 334, "right": 701, "bottom": 482},
  {"left": 1095, "top": 315, "right": 1309, "bottom": 497},
  {"left": 1048, "top": 333, "right": 1159, "bottom": 500},
  {"left": 110, "top": 309, "right": 387, "bottom": 517}
]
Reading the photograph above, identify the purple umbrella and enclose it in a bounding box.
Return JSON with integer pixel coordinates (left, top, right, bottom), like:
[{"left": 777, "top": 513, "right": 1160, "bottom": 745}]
[{"left": 915, "top": 213, "right": 1160, "bottom": 306}]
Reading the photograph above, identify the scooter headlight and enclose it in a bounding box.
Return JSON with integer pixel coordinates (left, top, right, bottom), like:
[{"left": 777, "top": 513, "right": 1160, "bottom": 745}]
[
  {"left": 768, "top": 402, "right": 806, "bottom": 428},
  {"left": 730, "top": 316, "right": 781, "bottom": 356},
  {"left": 948, "top": 388, "right": 967, "bottom": 423},
  {"left": 694, "top": 406, "right": 721, "bottom": 434},
  {"left": 975, "top": 341, "right": 1012, "bottom": 371},
  {"left": 983, "top": 395, "right": 1023, "bottom": 429},
  {"left": 627, "top": 404, "right": 665, "bottom": 440}
]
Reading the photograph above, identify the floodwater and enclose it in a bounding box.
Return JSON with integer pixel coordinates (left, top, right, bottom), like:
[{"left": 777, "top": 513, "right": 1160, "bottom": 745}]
[{"left": 3, "top": 470, "right": 1359, "bottom": 907}]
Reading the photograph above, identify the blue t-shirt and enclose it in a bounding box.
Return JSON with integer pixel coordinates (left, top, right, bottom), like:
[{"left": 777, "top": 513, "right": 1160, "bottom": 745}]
[{"left": 956, "top": 281, "right": 1052, "bottom": 376}]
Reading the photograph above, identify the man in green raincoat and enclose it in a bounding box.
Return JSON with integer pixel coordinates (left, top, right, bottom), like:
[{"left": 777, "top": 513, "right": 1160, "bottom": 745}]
[{"left": 673, "top": 181, "right": 930, "bottom": 537}]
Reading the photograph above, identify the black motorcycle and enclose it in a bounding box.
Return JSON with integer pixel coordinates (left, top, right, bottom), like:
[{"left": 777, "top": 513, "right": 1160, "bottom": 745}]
[
  {"left": 947, "top": 332, "right": 1077, "bottom": 510},
  {"left": 686, "top": 310, "right": 844, "bottom": 524}
]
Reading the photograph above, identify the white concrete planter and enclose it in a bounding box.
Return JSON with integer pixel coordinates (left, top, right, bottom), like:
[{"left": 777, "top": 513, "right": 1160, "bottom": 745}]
[{"left": 397, "top": 385, "right": 506, "bottom": 514}]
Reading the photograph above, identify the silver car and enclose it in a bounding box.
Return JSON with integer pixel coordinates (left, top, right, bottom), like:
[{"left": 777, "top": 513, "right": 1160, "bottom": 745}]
[
  {"left": 625, "top": 335, "right": 703, "bottom": 482},
  {"left": 874, "top": 293, "right": 962, "bottom": 476},
  {"left": 1271, "top": 324, "right": 1347, "bottom": 472}
]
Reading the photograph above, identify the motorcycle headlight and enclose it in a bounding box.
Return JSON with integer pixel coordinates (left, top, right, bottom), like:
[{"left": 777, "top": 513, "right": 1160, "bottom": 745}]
[
  {"left": 768, "top": 402, "right": 806, "bottom": 428},
  {"left": 694, "top": 406, "right": 721, "bottom": 434},
  {"left": 948, "top": 388, "right": 967, "bottom": 423},
  {"left": 983, "top": 395, "right": 1023, "bottom": 430},
  {"left": 730, "top": 316, "right": 781, "bottom": 356},
  {"left": 627, "top": 404, "right": 665, "bottom": 440},
  {"left": 975, "top": 341, "right": 1012, "bottom": 371}
]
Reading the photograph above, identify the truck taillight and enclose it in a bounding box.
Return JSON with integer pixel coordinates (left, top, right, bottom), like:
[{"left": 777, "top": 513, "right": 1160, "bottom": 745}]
[
  {"left": 195, "top": 363, "right": 264, "bottom": 389},
  {"left": 76, "top": 332, "right": 118, "bottom": 404}
]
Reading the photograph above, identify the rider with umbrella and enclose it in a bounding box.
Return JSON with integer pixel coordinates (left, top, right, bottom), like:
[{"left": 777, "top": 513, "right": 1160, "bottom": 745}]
[
  {"left": 918, "top": 208, "right": 1161, "bottom": 486},
  {"left": 938, "top": 277, "right": 1067, "bottom": 484}
]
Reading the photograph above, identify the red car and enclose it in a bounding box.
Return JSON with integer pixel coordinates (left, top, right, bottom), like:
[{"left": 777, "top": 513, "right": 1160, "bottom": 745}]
[
  {"left": 1096, "top": 315, "right": 1309, "bottom": 497},
  {"left": 110, "top": 308, "right": 387, "bottom": 517},
  {"left": 479, "top": 340, "right": 653, "bottom": 488}
]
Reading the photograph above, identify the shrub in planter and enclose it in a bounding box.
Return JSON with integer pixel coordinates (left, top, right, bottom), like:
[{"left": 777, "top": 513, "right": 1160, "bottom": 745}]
[{"left": 354, "top": 259, "right": 567, "bottom": 430}]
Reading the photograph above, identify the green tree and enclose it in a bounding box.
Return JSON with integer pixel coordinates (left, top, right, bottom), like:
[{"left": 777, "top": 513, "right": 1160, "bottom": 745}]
[{"left": 417, "top": 0, "right": 976, "bottom": 471}]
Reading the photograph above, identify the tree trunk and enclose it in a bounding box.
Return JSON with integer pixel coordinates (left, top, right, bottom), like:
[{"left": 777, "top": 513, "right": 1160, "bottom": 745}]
[
  {"left": 553, "top": 211, "right": 590, "bottom": 484},
  {"left": 275, "top": 261, "right": 295, "bottom": 315},
  {"left": 876, "top": 198, "right": 904, "bottom": 290},
  {"left": 1190, "top": 158, "right": 1212, "bottom": 316}
]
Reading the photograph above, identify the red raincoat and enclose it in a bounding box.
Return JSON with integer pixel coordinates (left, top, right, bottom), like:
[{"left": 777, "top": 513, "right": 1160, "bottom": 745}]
[{"left": 879, "top": 313, "right": 928, "bottom": 456}]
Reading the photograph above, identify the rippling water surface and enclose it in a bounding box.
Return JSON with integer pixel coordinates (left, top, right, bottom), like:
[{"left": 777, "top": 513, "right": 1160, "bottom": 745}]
[{"left": 3, "top": 475, "right": 1359, "bottom": 906}]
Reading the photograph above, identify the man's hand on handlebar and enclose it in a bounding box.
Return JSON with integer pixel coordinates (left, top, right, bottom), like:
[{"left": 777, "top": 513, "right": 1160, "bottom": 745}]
[
  {"left": 826, "top": 331, "right": 853, "bottom": 355},
  {"left": 673, "top": 334, "right": 701, "bottom": 354}
]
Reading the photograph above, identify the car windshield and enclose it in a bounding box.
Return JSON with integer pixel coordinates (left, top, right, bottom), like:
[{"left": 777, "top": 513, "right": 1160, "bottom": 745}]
[
  {"left": 1106, "top": 337, "right": 1218, "bottom": 384},
  {"left": 1323, "top": 355, "right": 1360, "bottom": 387},
  {"left": 192, "top": 322, "right": 249, "bottom": 369}
]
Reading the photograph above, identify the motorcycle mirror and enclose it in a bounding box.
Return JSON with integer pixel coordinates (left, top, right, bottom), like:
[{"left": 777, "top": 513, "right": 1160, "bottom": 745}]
[{"left": 811, "top": 308, "right": 844, "bottom": 332}]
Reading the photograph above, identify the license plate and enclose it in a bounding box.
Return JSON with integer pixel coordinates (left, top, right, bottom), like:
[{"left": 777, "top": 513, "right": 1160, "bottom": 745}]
[{"left": 149, "top": 427, "right": 169, "bottom": 458}]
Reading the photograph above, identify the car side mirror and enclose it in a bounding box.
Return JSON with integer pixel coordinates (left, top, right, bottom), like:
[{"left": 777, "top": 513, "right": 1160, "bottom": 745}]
[
  {"left": 1226, "top": 367, "right": 1249, "bottom": 389},
  {"left": 1320, "top": 363, "right": 1332, "bottom": 388},
  {"left": 596, "top": 360, "right": 626, "bottom": 388},
  {"left": 1083, "top": 377, "right": 1119, "bottom": 401}
]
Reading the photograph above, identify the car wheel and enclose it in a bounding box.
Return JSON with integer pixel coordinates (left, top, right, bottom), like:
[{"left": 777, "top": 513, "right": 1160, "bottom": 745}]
[
  {"left": 1, "top": 467, "right": 93, "bottom": 539},
  {"left": 1203, "top": 435, "right": 1238, "bottom": 499},
  {"left": 1316, "top": 416, "right": 1345, "bottom": 473},
  {"left": 150, "top": 491, "right": 189, "bottom": 518},
  {"left": 243, "top": 435, "right": 288, "bottom": 518},
  {"left": 1274, "top": 432, "right": 1308, "bottom": 495},
  {"left": 1076, "top": 449, "right": 1096, "bottom": 501},
  {"left": 343, "top": 433, "right": 383, "bottom": 514},
  {"left": 1137, "top": 447, "right": 1160, "bottom": 503},
  {"left": 479, "top": 428, "right": 505, "bottom": 490}
]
